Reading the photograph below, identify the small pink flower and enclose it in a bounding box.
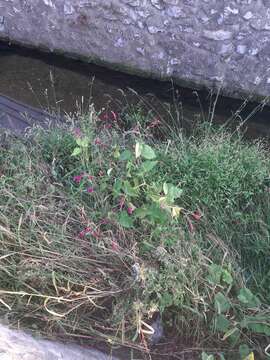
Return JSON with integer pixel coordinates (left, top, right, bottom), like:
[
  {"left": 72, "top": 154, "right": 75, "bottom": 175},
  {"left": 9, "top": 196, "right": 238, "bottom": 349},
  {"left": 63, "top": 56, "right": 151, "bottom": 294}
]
[
  {"left": 88, "top": 175, "right": 95, "bottom": 181},
  {"left": 191, "top": 210, "right": 202, "bottom": 221},
  {"left": 73, "top": 174, "right": 84, "bottom": 183},
  {"left": 73, "top": 127, "right": 82, "bottom": 138},
  {"left": 94, "top": 137, "right": 102, "bottom": 145},
  {"left": 87, "top": 187, "right": 94, "bottom": 193},
  {"left": 105, "top": 123, "right": 112, "bottom": 129},
  {"left": 127, "top": 207, "right": 134, "bottom": 215},
  {"left": 148, "top": 118, "right": 161, "bottom": 129},
  {"left": 99, "top": 112, "right": 109, "bottom": 121},
  {"left": 111, "top": 111, "right": 118, "bottom": 121},
  {"left": 79, "top": 230, "right": 85, "bottom": 238}
]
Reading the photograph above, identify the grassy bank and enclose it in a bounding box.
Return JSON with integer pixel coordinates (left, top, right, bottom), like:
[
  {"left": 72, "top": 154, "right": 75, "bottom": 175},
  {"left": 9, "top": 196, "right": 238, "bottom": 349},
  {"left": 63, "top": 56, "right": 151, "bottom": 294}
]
[{"left": 0, "top": 107, "right": 269, "bottom": 359}]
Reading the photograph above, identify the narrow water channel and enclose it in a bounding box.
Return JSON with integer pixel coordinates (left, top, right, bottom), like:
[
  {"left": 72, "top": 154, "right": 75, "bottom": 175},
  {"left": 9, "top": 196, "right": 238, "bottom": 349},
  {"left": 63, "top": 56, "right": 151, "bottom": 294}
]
[{"left": 0, "top": 42, "right": 270, "bottom": 140}]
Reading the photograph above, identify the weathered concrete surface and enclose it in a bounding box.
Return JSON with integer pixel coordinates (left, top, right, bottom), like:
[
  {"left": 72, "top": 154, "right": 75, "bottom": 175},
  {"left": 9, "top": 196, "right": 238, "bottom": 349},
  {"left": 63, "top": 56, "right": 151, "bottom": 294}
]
[
  {"left": 0, "top": 0, "right": 270, "bottom": 101},
  {"left": 0, "top": 324, "right": 118, "bottom": 360}
]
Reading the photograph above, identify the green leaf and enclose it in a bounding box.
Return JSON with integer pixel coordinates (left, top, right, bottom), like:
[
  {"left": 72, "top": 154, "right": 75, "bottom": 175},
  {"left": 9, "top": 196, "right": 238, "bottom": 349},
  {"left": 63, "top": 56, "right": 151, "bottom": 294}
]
[
  {"left": 208, "top": 264, "right": 233, "bottom": 286},
  {"left": 123, "top": 180, "right": 138, "bottom": 197},
  {"left": 71, "top": 147, "right": 82, "bottom": 156},
  {"left": 214, "top": 292, "right": 231, "bottom": 314},
  {"left": 201, "top": 352, "right": 214, "bottom": 360},
  {"left": 139, "top": 160, "right": 158, "bottom": 175},
  {"left": 118, "top": 211, "right": 134, "bottom": 228},
  {"left": 163, "top": 183, "right": 183, "bottom": 203},
  {"left": 141, "top": 144, "right": 156, "bottom": 160},
  {"left": 222, "top": 327, "right": 239, "bottom": 342},
  {"left": 208, "top": 264, "right": 223, "bottom": 285},
  {"left": 119, "top": 150, "right": 132, "bottom": 161},
  {"left": 113, "top": 179, "right": 122, "bottom": 195},
  {"left": 221, "top": 269, "right": 233, "bottom": 285},
  {"left": 146, "top": 204, "right": 168, "bottom": 224},
  {"left": 241, "top": 317, "right": 270, "bottom": 335},
  {"left": 237, "top": 288, "right": 261, "bottom": 308},
  {"left": 239, "top": 344, "right": 251, "bottom": 359},
  {"left": 76, "top": 137, "right": 89, "bottom": 147},
  {"left": 215, "top": 314, "right": 230, "bottom": 333}
]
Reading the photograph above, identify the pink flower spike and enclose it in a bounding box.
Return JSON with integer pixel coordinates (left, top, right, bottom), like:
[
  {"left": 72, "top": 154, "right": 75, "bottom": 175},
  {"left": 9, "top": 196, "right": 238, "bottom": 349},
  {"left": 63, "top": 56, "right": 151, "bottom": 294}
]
[
  {"left": 79, "top": 230, "right": 85, "bottom": 238},
  {"left": 191, "top": 210, "right": 202, "bottom": 221},
  {"left": 94, "top": 138, "right": 102, "bottom": 145},
  {"left": 73, "top": 174, "right": 83, "bottom": 184},
  {"left": 73, "top": 127, "right": 82, "bottom": 138},
  {"left": 127, "top": 207, "right": 134, "bottom": 215},
  {"left": 111, "top": 111, "right": 118, "bottom": 121},
  {"left": 87, "top": 187, "right": 94, "bottom": 193}
]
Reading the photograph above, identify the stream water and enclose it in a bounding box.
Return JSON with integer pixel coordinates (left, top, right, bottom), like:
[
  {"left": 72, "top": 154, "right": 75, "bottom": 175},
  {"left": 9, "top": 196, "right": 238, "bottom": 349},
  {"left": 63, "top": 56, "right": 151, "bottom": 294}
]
[{"left": 0, "top": 42, "right": 270, "bottom": 140}]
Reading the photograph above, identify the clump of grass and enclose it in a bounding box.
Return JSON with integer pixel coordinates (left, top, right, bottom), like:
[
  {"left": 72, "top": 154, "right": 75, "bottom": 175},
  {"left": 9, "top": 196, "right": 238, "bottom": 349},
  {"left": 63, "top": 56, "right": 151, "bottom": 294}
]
[{"left": 0, "top": 108, "right": 269, "bottom": 359}]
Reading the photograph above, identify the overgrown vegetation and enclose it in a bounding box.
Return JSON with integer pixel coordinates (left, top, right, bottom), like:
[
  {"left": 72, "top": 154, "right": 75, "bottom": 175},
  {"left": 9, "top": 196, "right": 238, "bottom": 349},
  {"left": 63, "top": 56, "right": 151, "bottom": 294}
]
[{"left": 0, "top": 106, "right": 269, "bottom": 359}]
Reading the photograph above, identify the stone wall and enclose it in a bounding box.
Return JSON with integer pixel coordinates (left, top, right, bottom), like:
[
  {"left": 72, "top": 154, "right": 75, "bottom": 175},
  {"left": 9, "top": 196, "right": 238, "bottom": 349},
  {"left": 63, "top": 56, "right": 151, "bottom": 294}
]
[{"left": 0, "top": 0, "right": 270, "bottom": 101}]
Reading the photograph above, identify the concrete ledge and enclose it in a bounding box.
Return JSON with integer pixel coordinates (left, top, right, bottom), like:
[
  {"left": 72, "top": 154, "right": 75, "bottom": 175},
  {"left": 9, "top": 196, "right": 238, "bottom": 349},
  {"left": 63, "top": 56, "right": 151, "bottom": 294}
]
[{"left": 1, "top": 0, "right": 270, "bottom": 102}]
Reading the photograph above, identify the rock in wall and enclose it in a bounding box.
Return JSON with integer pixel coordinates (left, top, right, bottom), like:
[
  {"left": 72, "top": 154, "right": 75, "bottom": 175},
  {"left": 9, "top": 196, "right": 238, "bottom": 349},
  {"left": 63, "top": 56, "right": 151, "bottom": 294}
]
[{"left": 0, "top": 0, "right": 270, "bottom": 101}]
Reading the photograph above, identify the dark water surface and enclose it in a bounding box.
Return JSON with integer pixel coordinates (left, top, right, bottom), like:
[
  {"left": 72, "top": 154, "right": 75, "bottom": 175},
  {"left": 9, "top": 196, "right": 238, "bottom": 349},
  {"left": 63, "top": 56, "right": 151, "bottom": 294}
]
[{"left": 0, "top": 42, "right": 270, "bottom": 139}]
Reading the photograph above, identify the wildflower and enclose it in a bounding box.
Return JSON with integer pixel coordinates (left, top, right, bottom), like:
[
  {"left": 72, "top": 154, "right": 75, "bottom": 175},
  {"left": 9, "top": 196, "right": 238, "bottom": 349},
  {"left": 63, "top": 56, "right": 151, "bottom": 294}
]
[
  {"left": 87, "top": 187, "right": 94, "bottom": 193},
  {"left": 111, "top": 111, "right": 118, "bottom": 121},
  {"left": 191, "top": 210, "right": 202, "bottom": 221},
  {"left": 94, "top": 137, "right": 102, "bottom": 145},
  {"left": 73, "top": 127, "right": 82, "bottom": 138},
  {"left": 73, "top": 174, "right": 84, "bottom": 183},
  {"left": 99, "top": 111, "right": 109, "bottom": 121},
  {"left": 127, "top": 203, "right": 136, "bottom": 215},
  {"left": 148, "top": 118, "right": 161, "bottom": 129},
  {"left": 88, "top": 175, "right": 95, "bottom": 181}
]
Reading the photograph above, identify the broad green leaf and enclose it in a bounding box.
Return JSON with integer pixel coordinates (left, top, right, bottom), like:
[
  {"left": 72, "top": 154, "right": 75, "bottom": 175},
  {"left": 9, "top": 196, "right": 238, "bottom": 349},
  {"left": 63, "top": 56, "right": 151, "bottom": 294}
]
[
  {"left": 208, "top": 264, "right": 223, "bottom": 285},
  {"left": 221, "top": 269, "right": 233, "bottom": 285},
  {"left": 237, "top": 288, "right": 261, "bottom": 308},
  {"left": 119, "top": 150, "right": 132, "bottom": 161},
  {"left": 113, "top": 179, "right": 122, "bottom": 195},
  {"left": 214, "top": 292, "right": 231, "bottom": 314},
  {"left": 139, "top": 160, "right": 158, "bottom": 175},
  {"left": 123, "top": 180, "right": 138, "bottom": 197},
  {"left": 222, "top": 327, "right": 239, "bottom": 341},
  {"left": 208, "top": 264, "right": 233, "bottom": 286},
  {"left": 163, "top": 183, "right": 183, "bottom": 203},
  {"left": 239, "top": 344, "right": 251, "bottom": 359},
  {"left": 201, "top": 352, "right": 214, "bottom": 360},
  {"left": 71, "top": 147, "right": 82, "bottom": 156},
  {"left": 215, "top": 314, "right": 230, "bottom": 332},
  {"left": 76, "top": 137, "right": 89, "bottom": 147},
  {"left": 244, "top": 321, "right": 270, "bottom": 336},
  {"left": 141, "top": 144, "right": 156, "bottom": 160},
  {"left": 118, "top": 211, "right": 134, "bottom": 228}
]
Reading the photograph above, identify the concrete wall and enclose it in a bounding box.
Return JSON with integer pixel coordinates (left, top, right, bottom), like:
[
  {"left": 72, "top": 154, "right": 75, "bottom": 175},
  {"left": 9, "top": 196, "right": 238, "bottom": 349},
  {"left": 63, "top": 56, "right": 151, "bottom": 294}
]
[{"left": 1, "top": 0, "right": 270, "bottom": 101}]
